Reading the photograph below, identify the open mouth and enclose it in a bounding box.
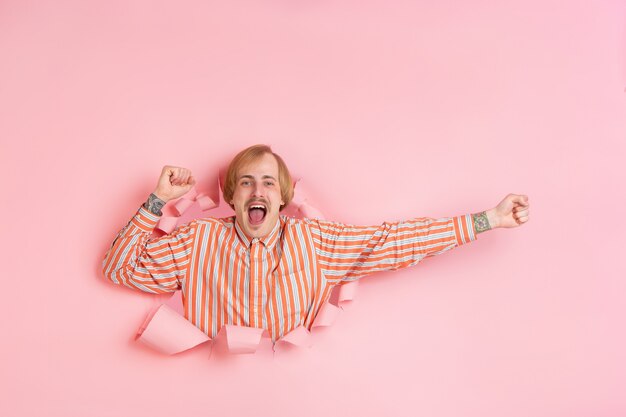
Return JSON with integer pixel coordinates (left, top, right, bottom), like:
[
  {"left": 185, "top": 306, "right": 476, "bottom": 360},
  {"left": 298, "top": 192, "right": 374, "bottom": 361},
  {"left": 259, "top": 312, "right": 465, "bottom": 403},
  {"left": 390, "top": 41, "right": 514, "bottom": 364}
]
[{"left": 247, "top": 204, "right": 267, "bottom": 225}]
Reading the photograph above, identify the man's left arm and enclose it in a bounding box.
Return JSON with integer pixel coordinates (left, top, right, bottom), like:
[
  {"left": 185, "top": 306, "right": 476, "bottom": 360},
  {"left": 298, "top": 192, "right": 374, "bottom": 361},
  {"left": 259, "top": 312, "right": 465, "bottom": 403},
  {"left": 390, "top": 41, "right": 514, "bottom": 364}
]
[{"left": 309, "top": 193, "right": 529, "bottom": 284}]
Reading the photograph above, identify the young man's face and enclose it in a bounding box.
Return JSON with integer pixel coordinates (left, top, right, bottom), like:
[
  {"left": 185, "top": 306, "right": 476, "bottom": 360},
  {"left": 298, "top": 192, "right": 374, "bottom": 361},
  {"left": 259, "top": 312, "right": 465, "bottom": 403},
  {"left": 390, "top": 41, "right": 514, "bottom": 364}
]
[{"left": 231, "top": 152, "right": 284, "bottom": 239}]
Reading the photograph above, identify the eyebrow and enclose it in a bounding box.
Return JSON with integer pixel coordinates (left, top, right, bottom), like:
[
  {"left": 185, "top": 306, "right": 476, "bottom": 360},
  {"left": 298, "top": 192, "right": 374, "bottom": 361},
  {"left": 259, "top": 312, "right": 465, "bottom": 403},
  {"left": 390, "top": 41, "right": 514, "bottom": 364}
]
[{"left": 239, "top": 174, "right": 277, "bottom": 181}]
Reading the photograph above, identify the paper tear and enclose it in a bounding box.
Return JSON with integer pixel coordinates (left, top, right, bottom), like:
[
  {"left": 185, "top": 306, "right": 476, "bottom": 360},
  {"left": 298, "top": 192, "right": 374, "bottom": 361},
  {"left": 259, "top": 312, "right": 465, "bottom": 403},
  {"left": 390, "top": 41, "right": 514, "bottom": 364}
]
[
  {"left": 138, "top": 175, "right": 359, "bottom": 357},
  {"left": 156, "top": 185, "right": 220, "bottom": 233}
]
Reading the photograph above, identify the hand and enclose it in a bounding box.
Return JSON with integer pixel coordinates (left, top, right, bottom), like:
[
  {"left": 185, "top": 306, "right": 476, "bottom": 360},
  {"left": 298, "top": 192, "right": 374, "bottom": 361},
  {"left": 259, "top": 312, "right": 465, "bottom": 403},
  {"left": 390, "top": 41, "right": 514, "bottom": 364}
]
[
  {"left": 491, "top": 193, "right": 530, "bottom": 229},
  {"left": 153, "top": 166, "right": 196, "bottom": 202}
]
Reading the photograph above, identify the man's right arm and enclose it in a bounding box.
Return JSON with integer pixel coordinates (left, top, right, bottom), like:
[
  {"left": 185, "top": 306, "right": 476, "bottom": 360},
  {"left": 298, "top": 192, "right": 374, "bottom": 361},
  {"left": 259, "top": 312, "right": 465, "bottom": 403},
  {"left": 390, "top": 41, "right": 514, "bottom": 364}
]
[
  {"left": 102, "top": 166, "right": 198, "bottom": 294},
  {"left": 102, "top": 194, "right": 197, "bottom": 293}
]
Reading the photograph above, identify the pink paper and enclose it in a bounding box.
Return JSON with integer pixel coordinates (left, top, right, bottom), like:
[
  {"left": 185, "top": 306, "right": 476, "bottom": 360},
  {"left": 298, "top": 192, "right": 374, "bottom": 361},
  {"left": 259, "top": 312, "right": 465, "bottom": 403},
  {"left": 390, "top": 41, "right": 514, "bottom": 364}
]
[
  {"left": 196, "top": 193, "right": 217, "bottom": 211},
  {"left": 137, "top": 304, "right": 211, "bottom": 355},
  {"left": 156, "top": 216, "right": 178, "bottom": 234},
  {"left": 275, "top": 325, "right": 313, "bottom": 348},
  {"left": 337, "top": 281, "right": 357, "bottom": 303},
  {"left": 184, "top": 186, "right": 198, "bottom": 200},
  {"left": 173, "top": 198, "right": 194, "bottom": 216},
  {"left": 224, "top": 325, "right": 265, "bottom": 354}
]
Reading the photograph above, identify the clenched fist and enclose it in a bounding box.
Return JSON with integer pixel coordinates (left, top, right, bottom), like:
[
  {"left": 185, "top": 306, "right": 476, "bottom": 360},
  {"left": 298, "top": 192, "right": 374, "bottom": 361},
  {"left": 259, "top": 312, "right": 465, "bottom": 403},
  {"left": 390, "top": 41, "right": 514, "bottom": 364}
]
[
  {"left": 153, "top": 166, "right": 196, "bottom": 202},
  {"left": 492, "top": 193, "right": 530, "bottom": 229}
]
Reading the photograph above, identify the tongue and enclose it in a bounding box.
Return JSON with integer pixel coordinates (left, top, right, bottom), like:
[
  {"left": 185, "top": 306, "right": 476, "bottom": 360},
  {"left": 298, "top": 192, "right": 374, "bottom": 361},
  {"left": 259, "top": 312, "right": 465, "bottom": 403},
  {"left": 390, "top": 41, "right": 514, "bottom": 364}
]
[{"left": 248, "top": 208, "right": 265, "bottom": 224}]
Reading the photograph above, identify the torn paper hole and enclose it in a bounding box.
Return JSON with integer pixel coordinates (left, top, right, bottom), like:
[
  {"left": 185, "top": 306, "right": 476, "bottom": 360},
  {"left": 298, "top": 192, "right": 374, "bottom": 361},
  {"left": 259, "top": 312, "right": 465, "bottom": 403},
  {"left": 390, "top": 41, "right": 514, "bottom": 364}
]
[{"left": 138, "top": 176, "right": 359, "bottom": 357}]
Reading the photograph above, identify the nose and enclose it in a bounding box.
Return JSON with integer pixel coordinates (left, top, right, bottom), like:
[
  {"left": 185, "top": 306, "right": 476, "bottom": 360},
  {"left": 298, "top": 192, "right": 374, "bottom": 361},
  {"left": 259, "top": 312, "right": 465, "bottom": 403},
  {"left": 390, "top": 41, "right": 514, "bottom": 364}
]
[{"left": 252, "top": 182, "right": 265, "bottom": 198}]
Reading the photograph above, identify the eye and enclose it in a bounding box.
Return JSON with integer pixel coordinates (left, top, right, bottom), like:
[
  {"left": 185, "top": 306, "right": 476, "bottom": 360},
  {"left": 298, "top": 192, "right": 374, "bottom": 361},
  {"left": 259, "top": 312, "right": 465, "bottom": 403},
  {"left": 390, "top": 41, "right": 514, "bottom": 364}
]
[
  {"left": 241, "top": 180, "right": 251, "bottom": 186},
  {"left": 264, "top": 181, "right": 275, "bottom": 186}
]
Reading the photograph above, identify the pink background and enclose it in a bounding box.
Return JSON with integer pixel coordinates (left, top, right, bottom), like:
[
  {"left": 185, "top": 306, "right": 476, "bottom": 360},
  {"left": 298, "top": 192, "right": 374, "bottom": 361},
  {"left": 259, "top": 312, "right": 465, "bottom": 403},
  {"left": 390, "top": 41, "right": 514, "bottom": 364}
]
[{"left": 1, "top": 0, "right": 625, "bottom": 416}]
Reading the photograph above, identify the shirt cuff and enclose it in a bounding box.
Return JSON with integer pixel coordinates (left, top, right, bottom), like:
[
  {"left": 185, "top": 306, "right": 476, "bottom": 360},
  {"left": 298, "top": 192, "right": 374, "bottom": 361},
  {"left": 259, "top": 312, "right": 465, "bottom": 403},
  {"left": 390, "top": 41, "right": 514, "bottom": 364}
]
[
  {"left": 130, "top": 205, "right": 161, "bottom": 233},
  {"left": 452, "top": 214, "right": 477, "bottom": 246}
]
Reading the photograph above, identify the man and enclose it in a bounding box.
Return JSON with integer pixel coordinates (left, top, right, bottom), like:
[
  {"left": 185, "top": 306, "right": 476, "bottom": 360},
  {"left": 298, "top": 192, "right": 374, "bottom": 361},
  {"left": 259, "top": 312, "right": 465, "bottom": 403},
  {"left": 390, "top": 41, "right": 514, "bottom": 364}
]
[{"left": 102, "top": 144, "right": 530, "bottom": 343}]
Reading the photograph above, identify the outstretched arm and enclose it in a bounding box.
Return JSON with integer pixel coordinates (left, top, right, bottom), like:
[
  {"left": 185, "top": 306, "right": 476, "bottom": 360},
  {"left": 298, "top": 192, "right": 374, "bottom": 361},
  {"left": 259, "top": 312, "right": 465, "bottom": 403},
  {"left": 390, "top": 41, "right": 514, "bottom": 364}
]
[
  {"left": 309, "top": 193, "right": 530, "bottom": 284},
  {"left": 309, "top": 213, "right": 475, "bottom": 285}
]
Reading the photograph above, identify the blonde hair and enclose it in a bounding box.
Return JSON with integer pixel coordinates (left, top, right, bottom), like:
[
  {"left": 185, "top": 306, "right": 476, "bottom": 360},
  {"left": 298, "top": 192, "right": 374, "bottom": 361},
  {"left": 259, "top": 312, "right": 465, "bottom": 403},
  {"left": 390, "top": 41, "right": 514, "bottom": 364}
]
[{"left": 223, "top": 144, "right": 294, "bottom": 211}]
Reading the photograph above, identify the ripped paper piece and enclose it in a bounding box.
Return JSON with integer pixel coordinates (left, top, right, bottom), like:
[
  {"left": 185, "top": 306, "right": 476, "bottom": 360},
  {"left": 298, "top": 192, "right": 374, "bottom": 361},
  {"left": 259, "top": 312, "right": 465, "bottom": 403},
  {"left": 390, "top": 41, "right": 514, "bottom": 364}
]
[
  {"left": 137, "top": 304, "right": 211, "bottom": 355},
  {"left": 156, "top": 185, "right": 218, "bottom": 234},
  {"left": 173, "top": 198, "right": 194, "bottom": 216},
  {"left": 155, "top": 216, "right": 178, "bottom": 234},
  {"left": 137, "top": 293, "right": 271, "bottom": 356},
  {"left": 223, "top": 325, "right": 265, "bottom": 354},
  {"left": 337, "top": 280, "right": 357, "bottom": 304},
  {"left": 137, "top": 290, "right": 351, "bottom": 356},
  {"left": 137, "top": 283, "right": 357, "bottom": 356},
  {"left": 290, "top": 178, "right": 325, "bottom": 220},
  {"left": 196, "top": 192, "right": 217, "bottom": 211}
]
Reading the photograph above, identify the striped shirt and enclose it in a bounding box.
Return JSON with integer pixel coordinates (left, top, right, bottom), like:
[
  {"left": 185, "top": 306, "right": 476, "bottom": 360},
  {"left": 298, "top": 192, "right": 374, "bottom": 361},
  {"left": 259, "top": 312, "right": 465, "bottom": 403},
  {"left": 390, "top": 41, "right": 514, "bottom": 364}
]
[{"left": 102, "top": 205, "right": 478, "bottom": 342}]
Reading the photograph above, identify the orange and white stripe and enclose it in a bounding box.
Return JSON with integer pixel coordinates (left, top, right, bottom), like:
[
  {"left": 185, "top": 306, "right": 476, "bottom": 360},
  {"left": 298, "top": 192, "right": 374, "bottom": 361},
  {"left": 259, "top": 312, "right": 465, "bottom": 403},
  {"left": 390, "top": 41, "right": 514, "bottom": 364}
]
[{"left": 103, "top": 206, "right": 477, "bottom": 342}]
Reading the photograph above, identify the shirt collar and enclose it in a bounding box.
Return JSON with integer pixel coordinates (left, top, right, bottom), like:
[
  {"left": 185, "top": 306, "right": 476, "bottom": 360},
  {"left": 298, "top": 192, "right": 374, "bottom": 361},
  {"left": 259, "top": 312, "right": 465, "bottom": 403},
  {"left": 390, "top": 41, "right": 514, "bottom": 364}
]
[{"left": 234, "top": 216, "right": 282, "bottom": 250}]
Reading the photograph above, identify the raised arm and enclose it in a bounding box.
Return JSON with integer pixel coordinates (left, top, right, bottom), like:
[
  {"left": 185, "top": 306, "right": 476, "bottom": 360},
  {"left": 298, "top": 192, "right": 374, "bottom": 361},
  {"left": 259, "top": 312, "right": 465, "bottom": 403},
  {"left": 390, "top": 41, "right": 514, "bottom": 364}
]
[{"left": 101, "top": 166, "right": 198, "bottom": 293}]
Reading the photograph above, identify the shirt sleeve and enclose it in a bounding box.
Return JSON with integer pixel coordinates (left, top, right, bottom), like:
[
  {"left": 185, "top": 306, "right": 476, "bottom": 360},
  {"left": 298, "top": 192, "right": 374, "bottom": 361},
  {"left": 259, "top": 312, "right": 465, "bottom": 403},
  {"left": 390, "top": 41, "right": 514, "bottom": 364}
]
[
  {"left": 308, "top": 214, "right": 477, "bottom": 284},
  {"left": 102, "top": 205, "right": 197, "bottom": 293}
]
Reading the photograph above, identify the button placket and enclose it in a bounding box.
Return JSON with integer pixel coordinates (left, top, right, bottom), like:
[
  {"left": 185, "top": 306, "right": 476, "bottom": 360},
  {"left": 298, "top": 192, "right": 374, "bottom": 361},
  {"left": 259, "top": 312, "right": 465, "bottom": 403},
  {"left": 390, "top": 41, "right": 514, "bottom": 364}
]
[{"left": 251, "top": 241, "right": 261, "bottom": 321}]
